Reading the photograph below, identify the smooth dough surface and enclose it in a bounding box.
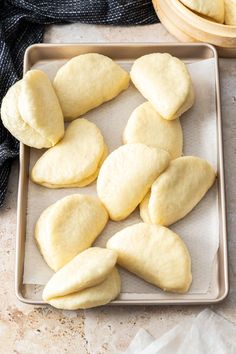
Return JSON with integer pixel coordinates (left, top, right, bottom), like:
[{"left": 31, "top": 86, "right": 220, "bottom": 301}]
[
  {"left": 130, "top": 53, "right": 194, "bottom": 120},
  {"left": 140, "top": 192, "right": 152, "bottom": 224},
  {"left": 107, "top": 223, "right": 192, "bottom": 293},
  {"left": 38, "top": 144, "right": 108, "bottom": 189},
  {"left": 35, "top": 194, "right": 108, "bottom": 271},
  {"left": 31, "top": 118, "right": 105, "bottom": 188},
  {"left": 123, "top": 102, "right": 183, "bottom": 159},
  {"left": 140, "top": 156, "right": 216, "bottom": 226},
  {"left": 224, "top": 0, "right": 236, "bottom": 25},
  {"left": 180, "top": 0, "right": 224, "bottom": 23},
  {"left": 53, "top": 53, "right": 130, "bottom": 120},
  {"left": 43, "top": 247, "right": 117, "bottom": 301},
  {"left": 47, "top": 268, "right": 121, "bottom": 310},
  {"left": 97, "top": 143, "right": 170, "bottom": 221},
  {"left": 1, "top": 71, "right": 64, "bottom": 148}
]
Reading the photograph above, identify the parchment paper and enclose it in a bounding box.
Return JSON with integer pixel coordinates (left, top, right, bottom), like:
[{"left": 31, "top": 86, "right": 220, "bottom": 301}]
[
  {"left": 123, "top": 310, "right": 236, "bottom": 354},
  {"left": 23, "top": 58, "right": 219, "bottom": 295}
]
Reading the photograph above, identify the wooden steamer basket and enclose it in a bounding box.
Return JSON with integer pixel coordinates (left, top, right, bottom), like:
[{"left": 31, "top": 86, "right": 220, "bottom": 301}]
[{"left": 153, "top": 0, "right": 236, "bottom": 57}]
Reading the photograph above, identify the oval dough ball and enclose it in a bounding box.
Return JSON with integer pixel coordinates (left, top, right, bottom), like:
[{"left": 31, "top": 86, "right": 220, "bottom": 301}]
[
  {"left": 43, "top": 247, "right": 118, "bottom": 301},
  {"left": 31, "top": 118, "right": 105, "bottom": 188},
  {"left": 107, "top": 223, "right": 192, "bottom": 293},
  {"left": 47, "top": 268, "right": 121, "bottom": 310},
  {"left": 35, "top": 195, "right": 109, "bottom": 271},
  {"left": 140, "top": 156, "right": 216, "bottom": 226},
  {"left": 1, "top": 70, "right": 64, "bottom": 148},
  {"left": 180, "top": 0, "right": 224, "bottom": 23},
  {"left": 97, "top": 143, "right": 171, "bottom": 221},
  {"left": 224, "top": 0, "right": 236, "bottom": 25},
  {"left": 123, "top": 102, "right": 183, "bottom": 159},
  {"left": 130, "top": 53, "right": 194, "bottom": 120},
  {"left": 53, "top": 53, "right": 130, "bottom": 120}
]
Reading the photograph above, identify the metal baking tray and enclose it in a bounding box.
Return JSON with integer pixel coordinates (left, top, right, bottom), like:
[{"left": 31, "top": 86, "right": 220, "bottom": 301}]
[{"left": 16, "top": 43, "right": 228, "bottom": 305}]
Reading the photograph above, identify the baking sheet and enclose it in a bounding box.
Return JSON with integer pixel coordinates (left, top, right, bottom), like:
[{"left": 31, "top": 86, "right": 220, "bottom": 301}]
[{"left": 23, "top": 57, "right": 219, "bottom": 295}]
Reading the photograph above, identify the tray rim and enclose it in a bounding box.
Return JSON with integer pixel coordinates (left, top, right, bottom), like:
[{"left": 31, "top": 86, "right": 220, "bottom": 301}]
[{"left": 15, "top": 42, "right": 229, "bottom": 306}]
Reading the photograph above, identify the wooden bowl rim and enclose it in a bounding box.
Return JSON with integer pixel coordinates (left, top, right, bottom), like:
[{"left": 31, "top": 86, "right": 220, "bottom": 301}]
[{"left": 154, "top": 0, "right": 236, "bottom": 35}]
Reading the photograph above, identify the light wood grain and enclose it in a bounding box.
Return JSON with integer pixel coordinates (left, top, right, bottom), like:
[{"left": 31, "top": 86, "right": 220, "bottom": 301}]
[{"left": 153, "top": 0, "right": 236, "bottom": 48}]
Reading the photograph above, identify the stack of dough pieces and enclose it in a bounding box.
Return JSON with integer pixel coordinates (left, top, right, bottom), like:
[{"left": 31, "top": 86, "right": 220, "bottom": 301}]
[
  {"left": 43, "top": 247, "right": 121, "bottom": 310},
  {"left": 53, "top": 53, "right": 130, "bottom": 120},
  {"left": 97, "top": 143, "right": 171, "bottom": 220},
  {"left": 107, "top": 223, "right": 192, "bottom": 293},
  {"left": 130, "top": 53, "right": 194, "bottom": 120},
  {"left": 31, "top": 119, "right": 107, "bottom": 188},
  {"left": 1, "top": 70, "right": 64, "bottom": 148},
  {"left": 140, "top": 156, "right": 216, "bottom": 226},
  {"left": 35, "top": 194, "right": 108, "bottom": 271}
]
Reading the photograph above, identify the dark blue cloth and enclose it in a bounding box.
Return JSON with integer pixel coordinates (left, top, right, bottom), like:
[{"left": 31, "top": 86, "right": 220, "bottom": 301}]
[{"left": 0, "top": 0, "right": 158, "bottom": 207}]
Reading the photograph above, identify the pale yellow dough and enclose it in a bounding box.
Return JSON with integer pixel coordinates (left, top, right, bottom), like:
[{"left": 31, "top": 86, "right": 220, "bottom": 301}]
[
  {"left": 123, "top": 102, "right": 183, "bottom": 159},
  {"left": 47, "top": 268, "right": 121, "bottom": 310},
  {"left": 224, "top": 0, "right": 236, "bottom": 25},
  {"left": 130, "top": 53, "right": 194, "bottom": 120},
  {"left": 35, "top": 195, "right": 108, "bottom": 271},
  {"left": 180, "top": 0, "right": 224, "bottom": 23},
  {"left": 107, "top": 223, "right": 192, "bottom": 293},
  {"left": 97, "top": 143, "right": 170, "bottom": 221},
  {"left": 38, "top": 144, "right": 108, "bottom": 188},
  {"left": 31, "top": 118, "right": 105, "bottom": 188},
  {"left": 140, "top": 156, "right": 216, "bottom": 226},
  {"left": 140, "top": 192, "right": 152, "bottom": 224},
  {"left": 53, "top": 53, "right": 130, "bottom": 120},
  {"left": 43, "top": 247, "right": 117, "bottom": 301},
  {"left": 1, "top": 71, "right": 64, "bottom": 148}
]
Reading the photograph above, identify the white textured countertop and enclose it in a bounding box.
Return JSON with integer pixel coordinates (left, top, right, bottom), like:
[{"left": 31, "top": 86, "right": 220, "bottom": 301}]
[{"left": 1, "top": 23, "right": 236, "bottom": 354}]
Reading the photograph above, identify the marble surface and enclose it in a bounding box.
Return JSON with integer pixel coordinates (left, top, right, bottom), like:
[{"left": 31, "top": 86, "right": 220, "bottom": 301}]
[{"left": 1, "top": 23, "right": 236, "bottom": 354}]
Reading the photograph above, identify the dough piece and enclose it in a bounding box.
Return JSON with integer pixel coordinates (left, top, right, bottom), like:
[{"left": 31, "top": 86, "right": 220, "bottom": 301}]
[
  {"left": 1, "top": 71, "right": 64, "bottom": 148},
  {"left": 180, "top": 0, "right": 224, "bottom": 23},
  {"left": 140, "top": 192, "right": 152, "bottom": 224},
  {"left": 35, "top": 195, "right": 108, "bottom": 271},
  {"left": 130, "top": 53, "right": 194, "bottom": 120},
  {"left": 224, "top": 0, "right": 236, "bottom": 25},
  {"left": 123, "top": 102, "right": 183, "bottom": 159},
  {"left": 31, "top": 118, "right": 105, "bottom": 188},
  {"left": 39, "top": 144, "right": 108, "bottom": 188},
  {"left": 97, "top": 143, "right": 170, "bottom": 221},
  {"left": 107, "top": 223, "right": 192, "bottom": 293},
  {"left": 43, "top": 247, "right": 117, "bottom": 301},
  {"left": 140, "top": 156, "right": 216, "bottom": 226},
  {"left": 47, "top": 268, "right": 121, "bottom": 310},
  {"left": 53, "top": 53, "right": 130, "bottom": 120}
]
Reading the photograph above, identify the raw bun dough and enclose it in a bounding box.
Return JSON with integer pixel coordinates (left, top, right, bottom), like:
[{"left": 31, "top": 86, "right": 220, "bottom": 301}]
[
  {"left": 140, "top": 192, "right": 152, "bottom": 224},
  {"left": 53, "top": 53, "right": 130, "bottom": 120},
  {"left": 35, "top": 195, "right": 108, "bottom": 271},
  {"left": 39, "top": 144, "right": 108, "bottom": 189},
  {"left": 140, "top": 156, "right": 216, "bottom": 226},
  {"left": 31, "top": 118, "right": 106, "bottom": 188},
  {"left": 224, "top": 0, "right": 236, "bottom": 25},
  {"left": 180, "top": 0, "right": 224, "bottom": 23},
  {"left": 107, "top": 223, "right": 192, "bottom": 293},
  {"left": 43, "top": 247, "right": 118, "bottom": 301},
  {"left": 47, "top": 268, "right": 121, "bottom": 310},
  {"left": 1, "top": 71, "right": 64, "bottom": 148},
  {"left": 123, "top": 102, "right": 183, "bottom": 159},
  {"left": 130, "top": 53, "right": 194, "bottom": 120},
  {"left": 97, "top": 143, "right": 171, "bottom": 221}
]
